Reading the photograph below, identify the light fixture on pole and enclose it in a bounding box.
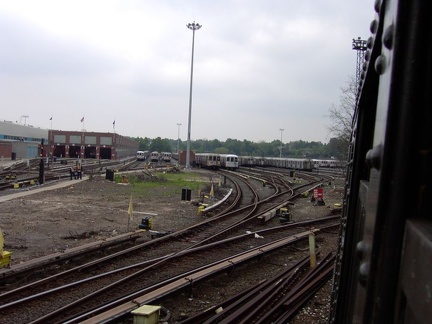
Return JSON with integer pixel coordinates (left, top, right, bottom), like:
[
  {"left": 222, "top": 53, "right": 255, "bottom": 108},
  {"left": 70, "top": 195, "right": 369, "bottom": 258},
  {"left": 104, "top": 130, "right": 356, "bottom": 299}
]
[
  {"left": 176, "top": 123, "right": 182, "bottom": 154},
  {"left": 279, "top": 128, "right": 284, "bottom": 158},
  {"left": 21, "top": 115, "right": 29, "bottom": 126},
  {"left": 185, "top": 21, "right": 201, "bottom": 170}
]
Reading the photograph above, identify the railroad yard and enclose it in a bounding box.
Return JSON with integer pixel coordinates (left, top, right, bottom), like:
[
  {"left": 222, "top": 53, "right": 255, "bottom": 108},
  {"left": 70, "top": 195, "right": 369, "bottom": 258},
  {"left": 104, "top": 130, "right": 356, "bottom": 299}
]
[{"left": 0, "top": 162, "right": 344, "bottom": 323}]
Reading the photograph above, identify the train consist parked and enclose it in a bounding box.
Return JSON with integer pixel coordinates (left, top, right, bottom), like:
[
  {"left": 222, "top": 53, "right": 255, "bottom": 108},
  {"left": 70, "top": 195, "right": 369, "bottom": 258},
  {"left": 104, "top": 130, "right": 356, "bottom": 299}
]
[
  {"left": 239, "top": 156, "right": 341, "bottom": 171},
  {"left": 195, "top": 153, "right": 221, "bottom": 169},
  {"left": 220, "top": 154, "right": 239, "bottom": 170},
  {"left": 136, "top": 150, "right": 150, "bottom": 161},
  {"left": 257, "top": 157, "right": 314, "bottom": 171},
  {"left": 193, "top": 153, "right": 340, "bottom": 172},
  {"left": 312, "top": 159, "right": 342, "bottom": 168},
  {"left": 136, "top": 150, "right": 172, "bottom": 163},
  {"left": 150, "top": 151, "right": 160, "bottom": 162},
  {"left": 140, "top": 151, "right": 339, "bottom": 172},
  {"left": 161, "top": 152, "right": 172, "bottom": 163}
]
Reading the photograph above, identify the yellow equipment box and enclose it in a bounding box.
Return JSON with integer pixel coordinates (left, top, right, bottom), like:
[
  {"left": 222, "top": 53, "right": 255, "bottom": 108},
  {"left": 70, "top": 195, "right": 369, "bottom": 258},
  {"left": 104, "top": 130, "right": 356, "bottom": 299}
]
[
  {"left": 131, "top": 305, "right": 161, "bottom": 324},
  {"left": 0, "top": 251, "right": 12, "bottom": 268}
]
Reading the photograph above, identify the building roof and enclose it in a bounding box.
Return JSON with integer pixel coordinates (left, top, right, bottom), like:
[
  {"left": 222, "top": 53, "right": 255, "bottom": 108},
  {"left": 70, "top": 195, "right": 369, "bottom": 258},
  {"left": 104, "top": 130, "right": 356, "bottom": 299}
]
[{"left": 0, "top": 121, "right": 48, "bottom": 141}]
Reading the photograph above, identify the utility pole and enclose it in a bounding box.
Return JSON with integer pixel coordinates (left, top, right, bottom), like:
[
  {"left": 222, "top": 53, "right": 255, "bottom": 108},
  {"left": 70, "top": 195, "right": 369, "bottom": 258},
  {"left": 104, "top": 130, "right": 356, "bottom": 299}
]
[
  {"left": 279, "top": 128, "right": 284, "bottom": 158},
  {"left": 177, "top": 123, "right": 182, "bottom": 154}
]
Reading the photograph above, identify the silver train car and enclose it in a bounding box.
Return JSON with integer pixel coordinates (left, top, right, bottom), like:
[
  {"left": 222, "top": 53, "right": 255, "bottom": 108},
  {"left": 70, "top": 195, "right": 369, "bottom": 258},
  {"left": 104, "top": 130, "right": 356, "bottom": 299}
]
[
  {"left": 239, "top": 156, "right": 313, "bottom": 171},
  {"left": 220, "top": 154, "right": 239, "bottom": 170},
  {"left": 238, "top": 156, "right": 266, "bottom": 167},
  {"left": 161, "top": 152, "right": 172, "bottom": 163},
  {"left": 150, "top": 151, "right": 160, "bottom": 162},
  {"left": 195, "top": 153, "right": 221, "bottom": 169},
  {"left": 312, "top": 159, "right": 341, "bottom": 168},
  {"left": 136, "top": 150, "right": 149, "bottom": 161}
]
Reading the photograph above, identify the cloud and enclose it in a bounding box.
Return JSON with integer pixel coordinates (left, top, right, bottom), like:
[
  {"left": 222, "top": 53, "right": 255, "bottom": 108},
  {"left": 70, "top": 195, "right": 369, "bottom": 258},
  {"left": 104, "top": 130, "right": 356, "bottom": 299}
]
[{"left": 0, "top": 0, "right": 373, "bottom": 143}]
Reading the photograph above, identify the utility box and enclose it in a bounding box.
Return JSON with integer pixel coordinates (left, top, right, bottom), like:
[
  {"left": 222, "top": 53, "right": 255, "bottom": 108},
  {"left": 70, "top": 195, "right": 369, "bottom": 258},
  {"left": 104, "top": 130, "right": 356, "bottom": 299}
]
[
  {"left": 181, "top": 188, "right": 191, "bottom": 201},
  {"left": 131, "top": 305, "right": 161, "bottom": 324},
  {"left": 0, "top": 251, "right": 12, "bottom": 268},
  {"left": 139, "top": 217, "right": 153, "bottom": 230},
  {"left": 105, "top": 169, "right": 114, "bottom": 181}
]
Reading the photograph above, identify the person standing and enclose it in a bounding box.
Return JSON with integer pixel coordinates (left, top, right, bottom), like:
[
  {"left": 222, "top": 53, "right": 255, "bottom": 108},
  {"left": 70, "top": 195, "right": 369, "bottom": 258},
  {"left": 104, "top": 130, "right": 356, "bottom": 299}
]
[
  {"left": 76, "top": 164, "right": 82, "bottom": 179},
  {"left": 69, "top": 166, "right": 75, "bottom": 180}
]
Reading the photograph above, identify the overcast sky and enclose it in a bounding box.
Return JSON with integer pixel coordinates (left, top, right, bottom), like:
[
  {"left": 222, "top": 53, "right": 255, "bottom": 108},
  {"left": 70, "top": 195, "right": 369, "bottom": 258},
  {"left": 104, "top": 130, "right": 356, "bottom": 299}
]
[{"left": 1, "top": 0, "right": 373, "bottom": 143}]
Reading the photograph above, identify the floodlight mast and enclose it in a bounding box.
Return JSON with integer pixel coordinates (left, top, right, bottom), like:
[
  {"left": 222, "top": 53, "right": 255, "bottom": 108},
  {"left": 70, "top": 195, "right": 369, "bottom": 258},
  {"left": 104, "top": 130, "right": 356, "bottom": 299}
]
[
  {"left": 352, "top": 37, "right": 367, "bottom": 87},
  {"left": 185, "top": 22, "right": 201, "bottom": 170},
  {"left": 279, "top": 128, "right": 284, "bottom": 158}
]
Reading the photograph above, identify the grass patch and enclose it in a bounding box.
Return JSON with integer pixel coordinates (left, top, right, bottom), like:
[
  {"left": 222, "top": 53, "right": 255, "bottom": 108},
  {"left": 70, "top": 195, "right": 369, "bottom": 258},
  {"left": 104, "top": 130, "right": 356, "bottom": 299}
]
[{"left": 122, "top": 171, "right": 212, "bottom": 199}]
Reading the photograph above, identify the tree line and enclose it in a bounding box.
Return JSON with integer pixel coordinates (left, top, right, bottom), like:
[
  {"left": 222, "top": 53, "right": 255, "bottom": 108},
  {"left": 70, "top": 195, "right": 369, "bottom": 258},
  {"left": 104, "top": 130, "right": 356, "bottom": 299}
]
[{"left": 131, "top": 136, "right": 346, "bottom": 160}]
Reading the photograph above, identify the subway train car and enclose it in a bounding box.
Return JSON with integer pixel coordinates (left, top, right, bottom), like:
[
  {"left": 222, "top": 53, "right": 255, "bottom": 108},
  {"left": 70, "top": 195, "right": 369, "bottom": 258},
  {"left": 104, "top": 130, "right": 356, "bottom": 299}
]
[
  {"left": 238, "top": 156, "right": 313, "bottom": 171},
  {"left": 238, "top": 156, "right": 266, "bottom": 167},
  {"left": 150, "top": 151, "right": 160, "bottom": 162},
  {"left": 161, "top": 152, "right": 172, "bottom": 163},
  {"left": 312, "top": 159, "right": 341, "bottom": 169},
  {"left": 330, "top": 1, "right": 431, "bottom": 323},
  {"left": 254, "top": 157, "right": 313, "bottom": 171},
  {"left": 195, "top": 153, "right": 221, "bottom": 169},
  {"left": 220, "top": 154, "right": 239, "bottom": 170},
  {"left": 136, "top": 150, "right": 149, "bottom": 161}
]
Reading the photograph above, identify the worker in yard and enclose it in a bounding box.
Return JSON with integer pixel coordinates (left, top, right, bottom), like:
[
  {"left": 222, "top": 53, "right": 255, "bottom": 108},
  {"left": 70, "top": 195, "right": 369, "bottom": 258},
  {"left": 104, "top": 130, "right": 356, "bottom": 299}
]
[
  {"left": 69, "top": 166, "right": 75, "bottom": 180},
  {"left": 76, "top": 164, "right": 82, "bottom": 179}
]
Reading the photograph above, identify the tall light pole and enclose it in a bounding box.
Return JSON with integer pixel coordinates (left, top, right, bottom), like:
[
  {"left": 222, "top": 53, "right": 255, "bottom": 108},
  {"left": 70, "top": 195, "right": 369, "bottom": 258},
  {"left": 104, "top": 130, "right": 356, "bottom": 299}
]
[
  {"left": 21, "top": 115, "right": 29, "bottom": 125},
  {"left": 186, "top": 21, "right": 201, "bottom": 170},
  {"left": 279, "top": 128, "right": 284, "bottom": 158},
  {"left": 176, "top": 123, "right": 182, "bottom": 154}
]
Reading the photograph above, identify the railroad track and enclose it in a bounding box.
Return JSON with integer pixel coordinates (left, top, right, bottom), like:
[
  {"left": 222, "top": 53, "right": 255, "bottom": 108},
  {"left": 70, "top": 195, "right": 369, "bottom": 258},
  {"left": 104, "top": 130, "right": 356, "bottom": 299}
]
[
  {"left": 0, "top": 166, "right": 339, "bottom": 322},
  {"left": 178, "top": 252, "right": 336, "bottom": 324},
  {"left": 0, "top": 169, "right": 272, "bottom": 286},
  {"left": 0, "top": 220, "right": 339, "bottom": 323},
  {"left": 0, "top": 157, "right": 137, "bottom": 192}
]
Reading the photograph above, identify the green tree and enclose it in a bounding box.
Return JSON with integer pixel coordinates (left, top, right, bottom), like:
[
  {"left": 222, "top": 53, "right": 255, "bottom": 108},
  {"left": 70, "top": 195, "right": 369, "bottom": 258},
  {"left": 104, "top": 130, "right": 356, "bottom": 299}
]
[
  {"left": 214, "top": 147, "right": 230, "bottom": 154},
  {"left": 139, "top": 137, "right": 341, "bottom": 159},
  {"left": 326, "top": 138, "right": 347, "bottom": 159},
  {"left": 132, "top": 137, "right": 151, "bottom": 151},
  {"left": 150, "top": 137, "right": 172, "bottom": 152}
]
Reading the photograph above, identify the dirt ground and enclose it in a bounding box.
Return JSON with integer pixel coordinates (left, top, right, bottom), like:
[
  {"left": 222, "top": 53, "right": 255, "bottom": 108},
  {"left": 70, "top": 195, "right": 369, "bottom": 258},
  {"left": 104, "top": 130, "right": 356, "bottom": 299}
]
[{"left": 1, "top": 170, "right": 214, "bottom": 264}]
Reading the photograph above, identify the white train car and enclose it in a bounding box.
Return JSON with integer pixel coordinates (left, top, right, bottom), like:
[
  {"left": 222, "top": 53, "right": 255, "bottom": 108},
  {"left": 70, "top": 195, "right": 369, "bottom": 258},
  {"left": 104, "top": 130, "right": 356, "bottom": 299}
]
[
  {"left": 161, "top": 152, "right": 172, "bottom": 163},
  {"left": 195, "top": 153, "right": 221, "bottom": 169},
  {"left": 137, "top": 150, "right": 149, "bottom": 161},
  {"left": 220, "top": 154, "right": 238, "bottom": 170},
  {"left": 136, "top": 150, "right": 146, "bottom": 161},
  {"left": 150, "top": 151, "right": 160, "bottom": 162}
]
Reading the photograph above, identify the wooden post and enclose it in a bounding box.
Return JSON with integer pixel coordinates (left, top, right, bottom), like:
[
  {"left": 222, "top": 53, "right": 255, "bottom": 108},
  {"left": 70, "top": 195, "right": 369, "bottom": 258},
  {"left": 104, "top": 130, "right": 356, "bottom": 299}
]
[{"left": 309, "top": 232, "right": 316, "bottom": 268}]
